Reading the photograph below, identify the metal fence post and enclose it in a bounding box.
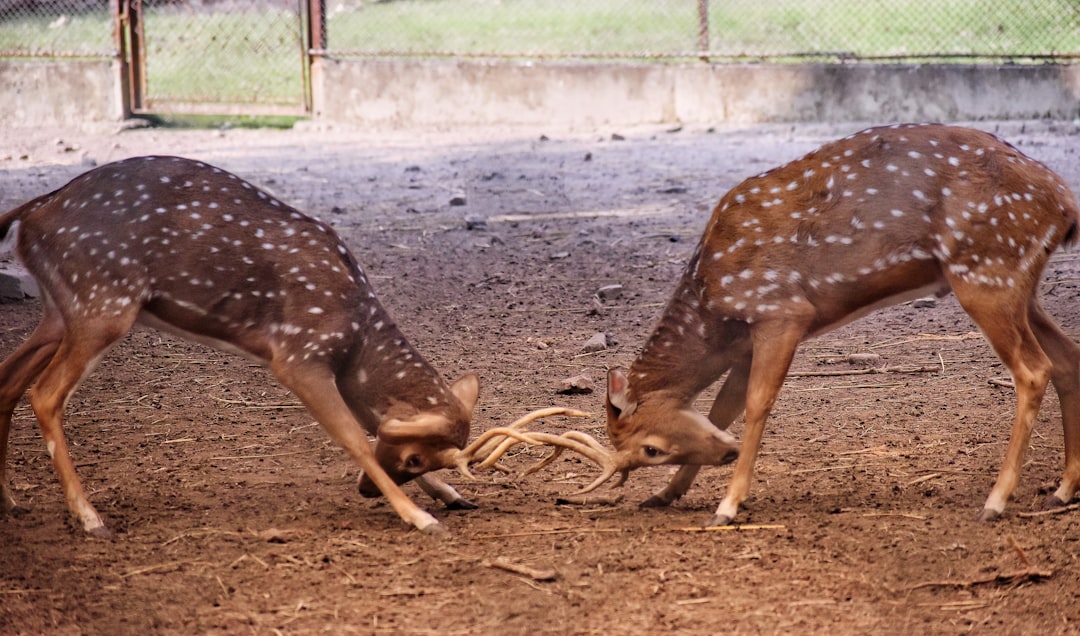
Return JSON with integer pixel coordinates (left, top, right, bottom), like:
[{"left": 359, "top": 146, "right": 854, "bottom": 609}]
[{"left": 697, "top": 0, "right": 710, "bottom": 62}]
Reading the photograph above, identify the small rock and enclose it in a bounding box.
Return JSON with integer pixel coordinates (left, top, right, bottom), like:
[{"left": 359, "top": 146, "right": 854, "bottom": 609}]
[
  {"left": 611, "top": 133, "right": 625, "bottom": 141},
  {"left": 583, "top": 152, "right": 593, "bottom": 162},
  {"left": 595, "top": 284, "right": 623, "bottom": 302},
  {"left": 0, "top": 263, "right": 39, "bottom": 300},
  {"left": 464, "top": 214, "right": 487, "bottom": 230},
  {"left": 912, "top": 297, "right": 937, "bottom": 309},
  {"left": 549, "top": 251, "right": 570, "bottom": 260},
  {"left": 846, "top": 352, "right": 882, "bottom": 366},
  {"left": 580, "top": 332, "right": 608, "bottom": 353},
  {"left": 557, "top": 374, "right": 595, "bottom": 395},
  {"left": 449, "top": 195, "right": 467, "bottom": 206}
]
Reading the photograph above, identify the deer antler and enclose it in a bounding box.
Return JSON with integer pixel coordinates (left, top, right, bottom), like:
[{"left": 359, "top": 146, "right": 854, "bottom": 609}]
[{"left": 450, "top": 407, "right": 626, "bottom": 494}]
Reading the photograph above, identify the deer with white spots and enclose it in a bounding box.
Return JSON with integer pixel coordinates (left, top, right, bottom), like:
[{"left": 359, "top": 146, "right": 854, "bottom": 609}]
[
  {"left": 0, "top": 155, "right": 580, "bottom": 536},
  {"left": 590, "top": 124, "right": 1080, "bottom": 526}
]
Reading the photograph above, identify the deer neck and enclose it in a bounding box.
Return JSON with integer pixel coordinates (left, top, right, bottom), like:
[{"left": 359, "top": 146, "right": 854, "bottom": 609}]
[
  {"left": 627, "top": 261, "right": 749, "bottom": 405},
  {"left": 341, "top": 309, "right": 460, "bottom": 439}
]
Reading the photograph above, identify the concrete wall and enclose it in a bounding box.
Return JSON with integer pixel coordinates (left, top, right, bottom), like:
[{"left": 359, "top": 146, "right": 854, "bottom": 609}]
[
  {"left": 313, "top": 59, "right": 1080, "bottom": 127},
  {"left": 1, "top": 57, "right": 1078, "bottom": 129},
  {"left": 0, "top": 59, "right": 123, "bottom": 129}
]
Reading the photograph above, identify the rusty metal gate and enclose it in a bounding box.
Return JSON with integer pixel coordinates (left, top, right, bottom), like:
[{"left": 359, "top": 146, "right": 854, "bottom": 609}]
[{"left": 119, "top": 0, "right": 319, "bottom": 115}]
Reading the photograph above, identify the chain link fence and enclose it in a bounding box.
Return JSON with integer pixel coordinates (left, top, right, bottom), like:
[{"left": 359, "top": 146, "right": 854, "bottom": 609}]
[
  {"left": 136, "top": 0, "right": 307, "bottom": 108},
  {"left": 2, "top": 0, "right": 1079, "bottom": 63},
  {"left": 320, "top": 0, "right": 1080, "bottom": 62},
  {"left": 0, "top": 0, "right": 113, "bottom": 57}
]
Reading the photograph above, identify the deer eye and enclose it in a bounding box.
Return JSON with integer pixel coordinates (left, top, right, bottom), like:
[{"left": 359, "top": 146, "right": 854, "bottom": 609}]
[
  {"left": 403, "top": 454, "right": 424, "bottom": 471},
  {"left": 643, "top": 445, "right": 662, "bottom": 458}
]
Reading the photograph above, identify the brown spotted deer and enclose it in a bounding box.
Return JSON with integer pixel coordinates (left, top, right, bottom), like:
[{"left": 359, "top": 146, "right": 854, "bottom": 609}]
[
  {"left": 541, "top": 124, "right": 1080, "bottom": 526},
  {"left": 0, "top": 155, "right": 583, "bottom": 536}
]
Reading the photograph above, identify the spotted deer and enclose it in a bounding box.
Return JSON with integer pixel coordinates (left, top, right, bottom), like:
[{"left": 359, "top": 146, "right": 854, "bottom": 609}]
[
  {"left": 586, "top": 124, "right": 1079, "bottom": 526},
  {"left": 0, "top": 155, "right": 504, "bottom": 536}
]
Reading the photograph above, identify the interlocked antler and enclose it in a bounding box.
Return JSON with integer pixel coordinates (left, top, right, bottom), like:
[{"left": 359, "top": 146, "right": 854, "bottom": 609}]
[{"left": 450, "top": 408, "right": 627, "bottom": 494}]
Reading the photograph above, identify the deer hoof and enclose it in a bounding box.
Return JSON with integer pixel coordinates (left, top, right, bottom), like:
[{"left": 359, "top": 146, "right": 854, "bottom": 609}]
[
  {"left": 444, "top": 497, "right": 478, "bottom": 511},
  {"left": 639, "top": 495, "right": 673, "bottom": 509},
  {"left": 1041, "top": 493, "right": 1071, "bottom": 511},
  {"left": 0, "top": 502, "right": 29, "bottom": 517},
  {"left": 976, "top": 507, "right": 1001, "bottom": 523},
  {"left": 415, "top": 518, "right": 447, "bottom": 535},
  {"left": 86, "top": 523, "right": 113, "bottom": 538},
  {"left": 705, "top": 513, "right": 734, "bottom": 527}
]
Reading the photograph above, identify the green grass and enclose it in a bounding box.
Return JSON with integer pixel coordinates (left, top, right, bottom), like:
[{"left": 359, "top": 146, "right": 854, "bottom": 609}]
[
  {"left": 326, "top": 1, "right": 700, "bottom": 57},
  {"left": 0, "top": 10, "right": 113, "bottom": 56},
  {"left": 326, "top": 0, "right": 1080, "bottom": 60},
  {"left": 137, "top": 113, "right": 305, "bottom": 129},
  {"left": 141, "top": 7, "right": 305, "bottom": 106},
  {"left": 1, "top": 1, "right": 1077, "bottom": 111}
]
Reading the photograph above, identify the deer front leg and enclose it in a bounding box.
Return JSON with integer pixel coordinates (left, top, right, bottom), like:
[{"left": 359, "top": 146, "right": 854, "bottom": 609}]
[
  {"left": 708, "top": 324, "right": 803, "bottom": 527},
  {"left": 641, "top": 357, "right": 752, "bottom": 508},
  {"left": 273, "top": 362, "right": 443, "bottom": 533},
  {"left": 415, "top": 473, "right": 478, "bottom": 510}
]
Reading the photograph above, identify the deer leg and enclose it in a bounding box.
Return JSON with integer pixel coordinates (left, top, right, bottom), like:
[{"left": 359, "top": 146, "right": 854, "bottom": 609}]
[
  {"left": 0, "top": 306, "right": 66, "bottom": 516},
  {"left": 641, "top": 357, "right": 752, "bottom": 508},
  {"left": 708, "top": 323, "right": 804, "bottom": 527},
  {"left": 955, "top": 293, "right": 1052, "bottom": 521},
  {"left": 1027, "top": 301, "right": 1080, "bottom": 509},
  {"left": 415, "top": 473, "right": 477, "bottom": 510},
  {"left": 28, "top": 318, "right": 131, "bottom": 537},
  {"left": 270, "top": 361, "right": 443, "bottom": 533}
]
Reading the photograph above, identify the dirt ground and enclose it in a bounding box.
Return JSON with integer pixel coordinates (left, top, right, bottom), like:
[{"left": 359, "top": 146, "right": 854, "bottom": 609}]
[{"left": 1, "top": 119, "right": 1079, "bottom": 635}]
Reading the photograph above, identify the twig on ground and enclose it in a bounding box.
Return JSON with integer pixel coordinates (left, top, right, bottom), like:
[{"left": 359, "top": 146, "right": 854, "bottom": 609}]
[
  {"left": 789, "top": 463, "right": 882, "bottom": 475},
  {"left": 473, "top": 527, "right": 622, "bottom": 540},
  {"left": 207, "top": 449, "right": 321, "bottom": 461},
  {"left": 483, "top": 558, "right": 557, "bottom": 581},
  {"left": 988, "top": 378, "right": 1015, "bottom": 389},
  {"left": 868, "top": 332, "right": 982, "bottom": 350},
  {"left": 906, "top": 568, "right": 1052, "bottom": 591},
  {"left": 861, "top": 512, "right": 927, "bottom": 520},
  {"left": 787, "top": 365, "right": 941, "bottom": 378},
  {"left": 1006, "top": 534, "right": 1032, "bottom": 568},
  {"left": 208, "top": 395, "right": 304, "bottom": 409},
  {"left": 905, "top": 473, "right": 941, "bottom": 487},
  {"left": 1016, "top": 501, "right": 1080, "bottom": 518},
  {"left": 555, "top": 493, "right": 624, "bottom": 506},
  {"left": 678, "top": 524, "right": 786, "bottom": 532}
]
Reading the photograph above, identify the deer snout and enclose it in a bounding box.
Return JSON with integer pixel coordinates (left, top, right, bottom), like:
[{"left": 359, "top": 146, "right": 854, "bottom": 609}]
[{"left": 357, "top": 472, "right": 382, "bottom": 498}]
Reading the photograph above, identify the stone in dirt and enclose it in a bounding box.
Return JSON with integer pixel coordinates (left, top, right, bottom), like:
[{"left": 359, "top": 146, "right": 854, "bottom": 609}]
[{"left": 557, "top": 374, "right": 595, "bottom": 395}]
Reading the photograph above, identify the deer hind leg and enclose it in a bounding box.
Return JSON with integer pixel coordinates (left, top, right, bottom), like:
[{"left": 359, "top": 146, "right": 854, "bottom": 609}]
[
  {"left": 415, "top": 473, "right": 477, "bottom": 510},
  {"left": 709, "top": 322, "right": 806, "bottom": 527},
  {"left": 28, "top": 315, "right": 135, "bottom": 537},
  {"left": 953, "top": 288, "right": 1053, "bottom": 521},
  {"left": 269, "top": 360, "right": 442, "bottom": 533},
  {"left": 1027, "top": 301, "right": 1080, "bottom": 509},
  {"left": 642, "top": 356, "right": 752, "bottom": 508},
  {"left": 0, "top": 304, "right": 66, "bottom": 515}
]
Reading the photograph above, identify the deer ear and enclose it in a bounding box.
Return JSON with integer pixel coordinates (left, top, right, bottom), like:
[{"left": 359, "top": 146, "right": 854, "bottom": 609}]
[
  {"left": 449, "top": 373, "right": 479, "bottom": 419},
  {"left": 606, "top": 367, "right": 636, "bottom": 419}
]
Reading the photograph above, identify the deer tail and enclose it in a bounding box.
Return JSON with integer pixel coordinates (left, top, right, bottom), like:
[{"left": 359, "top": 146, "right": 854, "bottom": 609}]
[{"left": 0, "top": 191, "right": 56, "bottom": 248}]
